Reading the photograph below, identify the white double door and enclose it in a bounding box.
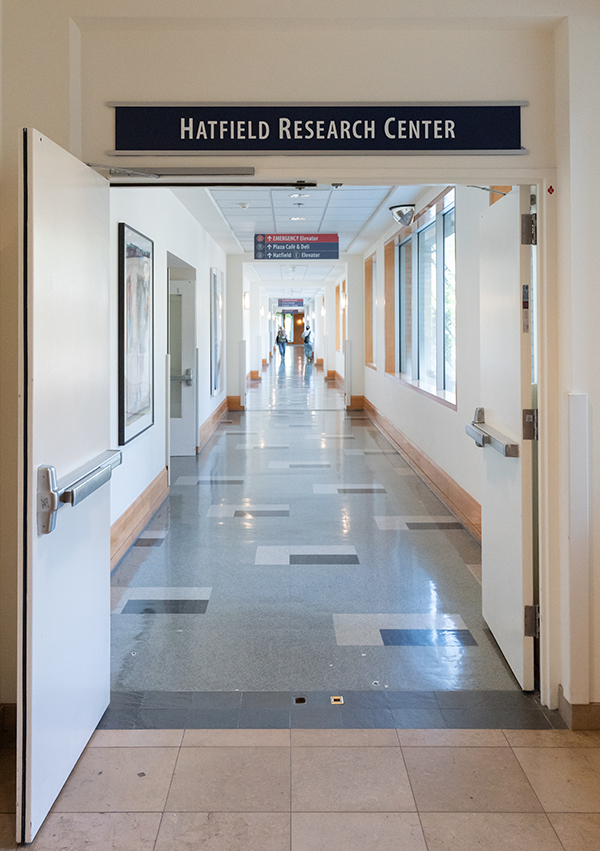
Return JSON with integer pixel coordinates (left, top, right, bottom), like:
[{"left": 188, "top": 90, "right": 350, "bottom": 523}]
[
  {"left": 479, "top": 187, "right": 536, "bottom": 691},
  {"left": 169, "top": 278, "right": 198, "bottom": 456},
  {"left": 19, "top": 131, "right": 112, "bottom": 841}
]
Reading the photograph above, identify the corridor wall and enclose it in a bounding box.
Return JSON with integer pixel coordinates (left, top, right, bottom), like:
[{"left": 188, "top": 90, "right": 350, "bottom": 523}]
[
  {"left": 108, "top": 188, "right": 227, "bottom": 526},
  {"left": 363, "top": 185, "right": 489, "bottom": 519}
]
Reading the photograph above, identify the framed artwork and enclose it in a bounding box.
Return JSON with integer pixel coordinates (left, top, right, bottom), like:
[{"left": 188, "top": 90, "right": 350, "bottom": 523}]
[
  {"left": 210, "top": 267, "right": 224, "bottom": 396},
  {"left": 118, "top": 223, "right": 154, "bottom": 444}
]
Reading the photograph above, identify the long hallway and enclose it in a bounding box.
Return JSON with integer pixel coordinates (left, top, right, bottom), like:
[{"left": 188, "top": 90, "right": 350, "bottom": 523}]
[{"left": 106, "top": 348, "right": 558, "bottom": 728}]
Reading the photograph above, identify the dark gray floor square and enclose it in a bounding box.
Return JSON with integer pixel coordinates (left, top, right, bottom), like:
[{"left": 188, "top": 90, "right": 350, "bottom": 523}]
[
  {"left": 392, "top": 707, "right": 448, "bottom": 728},
  {"left": 141, "top": 691, "right": 194, "bottom": 711},
  {"left": 133, "top": 538, "right": 165, "bottom": 547},
  {"left": 380, "top": 629, "right": 477, "bottom": 646},
  {"left": 337, "top": 487, "right": 387, "bottom": 494},
  {"left": 135, "top": 708, "right": 190, "bottom": 729},
  {"left": 186, "top": 708, "right": 240, "bottom": 729},
  {"left": 241, "top": 691, "right": 293, "bottom": 709},
  {"left": 339, "top": 706, "right": 396, "bottom": 728},
  {"left": 406, "top": 522, "right": 464, "bottom": 530},
  {"left": 191, "top": 691, "right": 243, "bottom": 710},
  {"left": 121, "top": 599, "right": 209, "bottom": 614},
  {"left": 237, "top": 709, "right": 291, "bottom": 728},
  {"left": 291, "top": 707, "right": 344, "bottom": 729},
  {"left": 289, "top": 554, "right": 360, "bottom": 564},
  {"left": 385, "top": 691, "right": 438, "bottom": 709},
  {"left": 200, "top": 480, "right": 245, "bottom": 485},
  {"left": 233, "top": 510, "right": 290, "bottom": 517},
  {"left": 434, "top": 690, "right": 537, "bottom": 709},
  {"left": 440, "top": 708, "right": 553, "bottom": 729}
]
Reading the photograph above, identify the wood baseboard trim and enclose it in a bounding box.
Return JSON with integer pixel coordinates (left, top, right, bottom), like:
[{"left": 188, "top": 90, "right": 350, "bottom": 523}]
[
  {"left": 198, "top": 399, "right": 228, "bottom": 452},
  {"left": 364, "top": 398, "right": 482, "bottom": 540},
  {"left": 316, "top": 358, "right": 324, "bottom": 367},
  {"left": 262, "top": 358, "right": 268, "bottom": 366},
  {"left": 110, "top": 468, "right": 169, "bottom": 570},
  {"left": 249, "top": 370, "right": 261, "bottom": 381},
  {"left": 347, "top": 395, "right": 365, "bottom": 411},
  {"left": 0, "top": 703, "right": 16, "bottom": 732},
  {"left": 227, "top": 396, "right": 245, "bottom": 411},
  {"left": 325, "top": 370, "right": 337, "bottom": 381},
  {"left": 558, "top": 685, "right": 600, "bottom": 730}
]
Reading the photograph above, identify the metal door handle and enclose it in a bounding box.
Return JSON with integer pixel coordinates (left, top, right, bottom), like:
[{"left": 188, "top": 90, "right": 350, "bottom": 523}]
[
  {"left": 171, "top": 368, "right": 194, "bottom": 386},
  {"left": 37, "top": 449, "right": 122, "bottom": 534},
  {"left": 465, "top": 407, "right": 519, "bottom": 457}
]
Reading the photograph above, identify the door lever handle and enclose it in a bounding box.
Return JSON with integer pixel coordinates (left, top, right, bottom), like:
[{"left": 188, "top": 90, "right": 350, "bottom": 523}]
[
  {"left": 37, "top": 449, "right": 122, "bottom": 535},
  {"left": 171, "top": 368, "right": 194, "bottom": 386},
  {"left": 465, "top": 407, "right": 519, "bottom": 457}
]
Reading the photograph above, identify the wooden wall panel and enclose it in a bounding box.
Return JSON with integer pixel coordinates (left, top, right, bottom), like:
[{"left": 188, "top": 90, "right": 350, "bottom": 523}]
[
  {"left": 110, "top": 469, "right": 169, "bottom": 569},
  {"left": 364, "top": 399, "right": 481, "bottom": 540},
  {"left": 490, "top": 186, "right": 513, "bottom": 205},
  {"left": 365, "top": 257, "right": 373, "bottom": 365}
]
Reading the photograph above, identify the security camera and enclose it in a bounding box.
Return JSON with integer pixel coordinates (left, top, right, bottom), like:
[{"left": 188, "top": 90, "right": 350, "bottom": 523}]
[{"left": 389, "top": 204, "right": 415, "bottom": 226}]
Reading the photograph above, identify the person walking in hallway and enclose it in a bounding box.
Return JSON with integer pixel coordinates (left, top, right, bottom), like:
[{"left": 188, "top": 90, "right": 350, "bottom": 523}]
[
  {"left": 276, "top": 326, "right": 288, "bottom": 358},
  {"left": 302, "top": 323, "right": 313, "bottom": 362}
]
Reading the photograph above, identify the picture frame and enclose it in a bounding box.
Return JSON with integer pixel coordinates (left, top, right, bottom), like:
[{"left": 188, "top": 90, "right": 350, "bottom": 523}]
[
  {"left": 210, "top": 267, "right": 224, "bottom": 396},
  {"left": 118, "top": 223, "right": 154, "bottom": 445}
]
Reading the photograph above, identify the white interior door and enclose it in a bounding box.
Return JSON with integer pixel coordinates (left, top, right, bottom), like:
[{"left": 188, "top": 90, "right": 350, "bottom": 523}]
[
  {"left": 479, "top": 187, "right": 535, "bottom": 690},
  {"left": 169, "top": 279, "right": 197, "bottom": 456},
  {"left": 18, "top": 130, "right": 111, "bottom": 842}
]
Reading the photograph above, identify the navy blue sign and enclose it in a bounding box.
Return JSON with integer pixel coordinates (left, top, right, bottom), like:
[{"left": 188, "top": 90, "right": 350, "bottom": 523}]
[{"left": 113, "top": 104, "right": 525, "bottom": 154}]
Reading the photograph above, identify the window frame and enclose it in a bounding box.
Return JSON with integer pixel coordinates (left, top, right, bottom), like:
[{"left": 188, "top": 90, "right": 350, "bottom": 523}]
[{"left": 388, "top": 187, "right": 457, "bottom": 409}]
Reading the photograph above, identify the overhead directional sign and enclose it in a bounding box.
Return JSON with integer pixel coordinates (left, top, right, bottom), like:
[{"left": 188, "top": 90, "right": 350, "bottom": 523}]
[
  {"left": 255, "top": 234, "right": 339, "bottom": 260},
  {"left": 278, "top": 299, "right": 304, "bottom": 308}
]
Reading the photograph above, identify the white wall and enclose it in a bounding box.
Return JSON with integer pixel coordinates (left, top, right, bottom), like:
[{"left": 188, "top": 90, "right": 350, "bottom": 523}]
[{"left": 109, "top": 188, "right": 226, "bottom": 524}]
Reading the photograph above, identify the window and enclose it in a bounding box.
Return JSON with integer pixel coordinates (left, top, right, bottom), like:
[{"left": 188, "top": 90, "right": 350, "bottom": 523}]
[
  {"left": 394, "top": 188, "right": 456, "bottom": 404},
  {"left": 335, "top": 284, "right": 340, "bottom": 350},
  {"left": 398, "top": 240, "right": 412, "bottom": 375},
  {"left": 417, "top": 221, "right": 437, "bottom": 388},
  {"left": 443, "top": 208, "right": 456, "bottom": 395}
]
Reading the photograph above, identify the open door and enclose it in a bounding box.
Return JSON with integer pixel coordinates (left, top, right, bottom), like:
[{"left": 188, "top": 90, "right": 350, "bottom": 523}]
[
  {"left": 169, "top": 278, "right": 197, "bottom": 456},
  {"left": 18, "top": 130, "right": 112, "bottom": 841},
  {"left": 474, "top": 187, "right": 535, "bottom": 690}
]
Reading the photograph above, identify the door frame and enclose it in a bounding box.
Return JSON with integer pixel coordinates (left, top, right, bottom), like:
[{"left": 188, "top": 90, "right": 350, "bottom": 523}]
[{"left": 113, "top": 167, "right": 557, "bottom": 706}]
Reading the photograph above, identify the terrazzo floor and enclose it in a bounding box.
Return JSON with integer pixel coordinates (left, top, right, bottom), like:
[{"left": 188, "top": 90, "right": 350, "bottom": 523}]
[{"left": 4, "top": 348, "right": 599, "bottom": 851}]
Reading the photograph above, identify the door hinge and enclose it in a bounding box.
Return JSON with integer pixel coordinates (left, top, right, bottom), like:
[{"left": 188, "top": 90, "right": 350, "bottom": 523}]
[
  {"left": 523, "top": 409, "right": 539, "bottom": 441},
  {"left": 524, "top": 604, "right": 540, "bottom": 639},
  {"left": 521, "top": 212, "right": 537, "bottom": 245}
]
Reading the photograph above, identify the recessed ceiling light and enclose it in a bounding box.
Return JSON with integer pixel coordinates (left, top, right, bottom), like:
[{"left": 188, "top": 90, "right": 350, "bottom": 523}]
[
  {"left": 290, "top": 217, "right": 306, "bottom": 221},
  {"left": 289, "top": 193, "right": 310, "bottom": 198}
]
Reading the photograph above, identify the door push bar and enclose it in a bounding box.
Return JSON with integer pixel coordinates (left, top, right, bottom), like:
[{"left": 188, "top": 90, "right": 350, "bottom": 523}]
[
  {"left": 171, "top": 368, "right": 194, "bottom": 386},
  {"left": 465, "top": 407, "right": 519, "bottom": 457},
  {"left": 37, "top": 449, "right": 122, "bottom": 535}
]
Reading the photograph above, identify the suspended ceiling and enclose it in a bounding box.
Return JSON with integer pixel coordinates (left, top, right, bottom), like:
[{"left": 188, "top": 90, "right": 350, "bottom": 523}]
[{"left": 172, "top": 182, "right": 430, "bottom": 300}]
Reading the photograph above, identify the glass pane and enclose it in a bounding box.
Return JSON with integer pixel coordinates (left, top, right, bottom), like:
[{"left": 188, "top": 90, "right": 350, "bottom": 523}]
[
  {"left": 399, "top": 241, "right": 412, "bottom": 374},
  {"left": 443, "top": 209, "right": 456, "bottom": 395},
  {"left": 170, "top": 293, "right": 183, "bottom": 419},
  {"left": 418, "top": 222, "right": 437, "bottom": 387}
]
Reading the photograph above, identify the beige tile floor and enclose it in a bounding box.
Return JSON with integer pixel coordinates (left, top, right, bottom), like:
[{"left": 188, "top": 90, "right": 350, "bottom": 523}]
[{"left": 2, "top": 728, "right": 600, "bottom": 849}]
